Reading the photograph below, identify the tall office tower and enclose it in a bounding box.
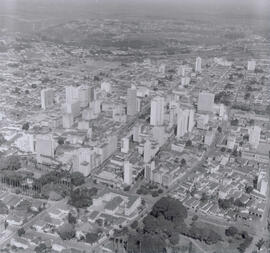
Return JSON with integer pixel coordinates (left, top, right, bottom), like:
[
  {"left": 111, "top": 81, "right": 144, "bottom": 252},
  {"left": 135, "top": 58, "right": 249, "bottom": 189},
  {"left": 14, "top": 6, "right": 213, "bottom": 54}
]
[
  {"left": 73, "top": 148, "right": 96, "bottom": 176},
  {"left": 41, "top": 88, "right": 54, "bottom": 110},
  {"left": 121, "top": 137, "right": 129, "bottom": 154},
  {"left": 78, "top": 85, "right": 90, "bottom": 107},
  {"left": 188, "top": 109, "right": 195, "bottom": 132},
  {"left": 65, "top": 86, "right": 79, "bottom": 104},
  {"left": 144, "top": 139, "right": 152, "bottom": 163},
  {"left": 177, "top": 109, "right": 189, "bottom": 138},
  {"left": 127, "top": 87, "right": 137, "bottom": 116},
  {"left": 247, "top": 60, "right": 256, "bottom": 71},
  {"left": 62, "top": 113, "right": 74, "bottom": 129},
  {"left": 36, "top": 134, "right": 55, "bottom": 163},
  {"left": 133, "top": 124, "right": 141, "bottom": 142},
  {"left": 181, "top": 77, "right": 191, "bottom": 86},
  {"left": 150, "top": 96, "right": 165, "bottom": 126},
  {"left": 197, "top": 92, "right": 215, "bottom": 113},
  {"left": 195, "top": 56, "right": 202, "bottom": 73},
  {"left": 144, "top": 164, "right": 152, "bottom": 181},
  {"left": 124, "top": 161, "right": 133, "bottom": 185},
  {"left": 89, "top": 87, "right": 95, "bottom": 102},
  {"left": 177, "top": 65, "right": 186, "bottom": 77},
  {"left": 152, "top": 126, "right": 166, "bottom": 146},
  {"left": 249, "top": 126, "right": 261, "bottom": 149},
  {"left": 62, "top": 101, "right": 80, "bottom": 117},
  {"left": 87, "top": 128, "right": 92, "bottom": 139},
  {"left": 136, "top": 98, "right": 141, "bottom": 113}
]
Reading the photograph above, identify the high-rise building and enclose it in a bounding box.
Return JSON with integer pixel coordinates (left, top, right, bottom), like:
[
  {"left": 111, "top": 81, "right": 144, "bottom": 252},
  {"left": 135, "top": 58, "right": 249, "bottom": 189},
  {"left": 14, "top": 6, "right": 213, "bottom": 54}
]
[
  {"left": 133, "top": 124, "right": 141, "bottom": 142},
  {"left": 127, "top": 87, "right": 137, "bottom": 116},
  {"left": 247, "top": 60, "right": 256, "bottom": 71},
  {"left": 249, "top": 126, "right": 261, "bottom": 149},
  {"left": 145, "top": 161, "right": 155, "bottom": 181},
  {"left": 177, "top": 65, "right": 186, "bottom": 77},
  {"left": 177, "top": 108, "right": 194, "bottom": 138},
  {"left": 152, "top": 126, "right": 166, "bottom": 146},
  {"left": 94, "top": 135, "right": 117, "bottom": 163},
  {"left": 41, "top": 88, "right": 54, "bottom": 110},
  {"left": 181, "top": 77, "right": 190, "bottom": 86},
  {"left": 90, "top": 87, "right": 95, "bottom": 102},
  {"left": 62, "top": 113, "right": 74, "bottom": 129},
  {"left": 197, "top": 92, "right": 215, "bottom": 113},
  {"left": 65, "top": 86, "right": 79, "bottom": 104},
  {"left": 62, "top": 101, "right": 80, "bottom": 117},
  {"left": 188, "top": 109, "right": 195, "bottom": 132},
  {"left": 197, "top": 114, "right": 209, "bottom": 129},
  {"left": 195, "top": 57, "right": 202, "bottom": 73},
  {"left": 72, "top": 148, "right": 97, "bottom": 176},
  {"left": 121, "top": 137, "right": 129, "bottom": 153},
  {"left": 36, "top": 134, "right": 55, "bottom": 163},
  {"left": 144, "top": 139, "right": 152, "bottom": 163},
  {"left": 124, "top": 161, "right": 133, "bottom": 185},
  {"left": 177, "top": 109, "right": 189, "bottom": 138},
  {"left": 150, "top": 96, "right": 165, "bottom": 126},
  {"left": 78, "top": 85, "right": 90, "bottom": 107}
]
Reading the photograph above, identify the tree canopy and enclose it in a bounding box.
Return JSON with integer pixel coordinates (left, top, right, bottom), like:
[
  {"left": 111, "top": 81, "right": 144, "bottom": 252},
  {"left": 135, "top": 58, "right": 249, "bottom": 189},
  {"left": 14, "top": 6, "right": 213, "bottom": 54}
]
[
  {"left": 70, "top": 171, "right": 85, "bottom": 186},
  {"left": 68, "top": 187, "right": 97, "bottom": 208},
  {"left": 57, "top": 223, "right": 75, "bottom": 240}
]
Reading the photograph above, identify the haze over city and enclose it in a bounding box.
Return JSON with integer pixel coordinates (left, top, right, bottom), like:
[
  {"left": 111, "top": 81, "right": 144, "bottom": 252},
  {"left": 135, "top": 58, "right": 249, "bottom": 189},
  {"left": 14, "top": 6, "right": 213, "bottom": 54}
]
[{"left": 0, "top": 0, "right": 269, "bottom": 253}]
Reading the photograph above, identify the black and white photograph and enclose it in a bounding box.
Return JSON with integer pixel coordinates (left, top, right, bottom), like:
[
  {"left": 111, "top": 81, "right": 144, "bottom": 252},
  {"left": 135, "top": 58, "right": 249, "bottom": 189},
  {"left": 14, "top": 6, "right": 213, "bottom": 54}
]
[{"left": 0, "top": 0, "right": 269, "bottom": 252}]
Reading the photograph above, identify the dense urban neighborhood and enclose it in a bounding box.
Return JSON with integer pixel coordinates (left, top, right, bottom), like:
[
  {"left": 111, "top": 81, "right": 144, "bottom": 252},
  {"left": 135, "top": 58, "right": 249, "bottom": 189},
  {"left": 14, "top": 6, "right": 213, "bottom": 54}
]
[{"left": 0, "top": 0, "right": 270, "bottom": 253}]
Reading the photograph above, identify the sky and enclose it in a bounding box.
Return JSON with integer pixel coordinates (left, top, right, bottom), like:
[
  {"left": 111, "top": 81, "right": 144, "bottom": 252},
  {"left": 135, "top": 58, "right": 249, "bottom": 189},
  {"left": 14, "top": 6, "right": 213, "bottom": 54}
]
[{"left": 0, "top": 0, "right": 269, "bottom": 33}]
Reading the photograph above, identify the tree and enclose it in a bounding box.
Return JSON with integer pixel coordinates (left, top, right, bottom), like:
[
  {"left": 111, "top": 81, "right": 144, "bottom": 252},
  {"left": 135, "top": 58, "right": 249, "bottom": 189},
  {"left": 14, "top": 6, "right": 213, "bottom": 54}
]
[
  {"left": 232, "top": 148, "right": 238, "bottom": 157},
  {"left": 220, "top": 147, "right": 226, "bottom": 152},
  {"left": 70, "top": 172, "right": 85, "bottom": 186},
  {"left": 151, "top": 197, "right": 187, "bottom": 224},
  {"left": 0, "top": 201, "right": 8, "bottom": 215},
  {"left": 57, "top": 137, "right": 65, "bottom": 145},
  {"left": 231, "top": 119, "right": 239, "bottom": 126},
  {"left": 131, "top": 220, "right": 138, "bottom": 229},
  {"left": 22, "top": 122, "right": 30, "bottom": 131},
  {"left": 185, "top": 140, "right": 192, "bottom": 147},
  {"left": 253, "top": 176, "right": 258, "bottom": 189},
  {"left": 57, "top": 223, "right": 75, "bottom": 240},
  {"left": 127, "top": 233, "right": 166, "bottom": 253},
  {"left": 67, "top": 212, "right": 77, "bottom": 224},
  {"left": 169, "top": 234, "right": 179, "bottom": 245},
  {"left": 1, "top": 155, "right": 21, "bottom": 170},
  {"left": 265, "top": 105, "right": 270, "bottom": 115},
  {"left": 4, "top": 220, "right": 8, "bottom": 230},
  {"left": 243, "top": 134, "right": 249, "bottom": 141},
  {"left": 192, "top": 215, "right": 198, "bottom": 222},
  {"left": 152, "top": 191, "right": 159, "bottom": 197},
  {"left": 124, "top": 185, "right": 131, "bottom": 192},
  {"left": 68, "top": 187, "right": 97, "bottom": 208},
  {"left": 200, "top": 192, "right": 208, "bottom": 203},
  {"left": 85, "top": 232, "right": 99, "bottom": 244},
  {"left": 181, "top": 159, "right": 186, "bottom": 166},
  {"left": 17, "top": 227, "right": 25, "bottom": 237},
  {"left": 34, "top": 243, "right": 52, "bottom": 253},
  {"left": 218, "top": 198, "right": 233, "bottom": 210},
  {"left": 225, "top": 226, "right": 238, "bottom": 237},
  {"left": 217, "top": 126, "right": 222, "bottom": 133}
]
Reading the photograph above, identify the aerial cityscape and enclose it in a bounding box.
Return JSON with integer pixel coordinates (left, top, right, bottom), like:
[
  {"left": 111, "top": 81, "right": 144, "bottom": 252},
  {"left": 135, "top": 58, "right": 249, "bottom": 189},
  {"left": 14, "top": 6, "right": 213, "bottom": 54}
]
[{"left": 0, "top": 0, "right": 269, "bottom": 252}]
